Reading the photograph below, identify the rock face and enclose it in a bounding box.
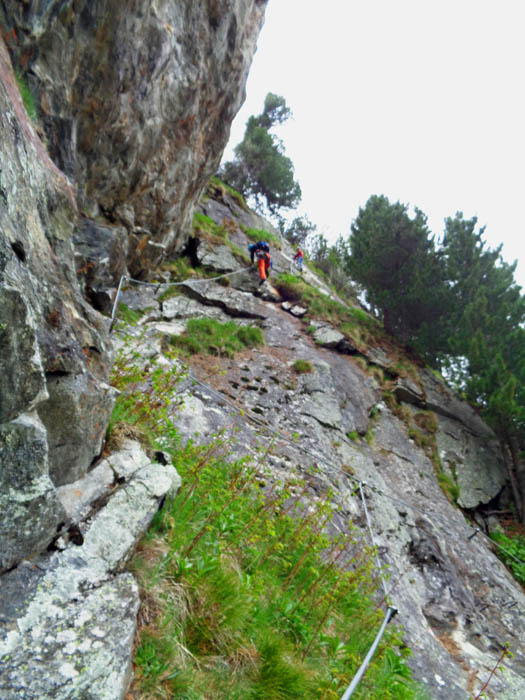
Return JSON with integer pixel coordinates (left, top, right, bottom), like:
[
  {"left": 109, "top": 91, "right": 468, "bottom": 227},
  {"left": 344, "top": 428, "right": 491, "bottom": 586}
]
[
  {"left": 1, "top": 1, "right": 523, "bottom": 697},
  {"left": 0, "top": 40, "right": 113, "bottom": 570},
  {"left": 1, "top": 0, "right": 266, "bottom": 569},
  {"left": 0, "top": 440, "right": 180, "bottom": 700},
  {"left": 1, "top": 4, "right": 268, "bottom": 694},
  {"left": 2, "top": 0, "right": 268, "bottom": 267},
  {"left": 102, "top": 206, "right": 525, "bottom": 699}
]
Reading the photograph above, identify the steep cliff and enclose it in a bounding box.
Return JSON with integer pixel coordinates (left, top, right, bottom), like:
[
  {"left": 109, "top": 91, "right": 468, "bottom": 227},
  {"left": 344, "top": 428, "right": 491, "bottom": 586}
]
[
  {"left": 2, "top": 0, "right": 266, "bottom": 268},
  {"left": 0, "top": 0, "right": 266, "bottom": 571},
  {"left": 1, "top": 2, "right": 524, "bottom": 698},
  {"left": 108, "top": 189, "right": 524, "bottom": 699}
]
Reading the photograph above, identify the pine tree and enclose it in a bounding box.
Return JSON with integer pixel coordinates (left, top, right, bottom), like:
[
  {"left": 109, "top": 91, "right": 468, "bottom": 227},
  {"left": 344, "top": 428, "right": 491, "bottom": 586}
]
[
  {"left": 441, "top": 214, "right": 525, "bottom": 519},
  {"left": 220, "top": 93, "right": 301, "bottom": 217},
  {"left": 347, "top": 195, "right": 451, "bottom": 359}
]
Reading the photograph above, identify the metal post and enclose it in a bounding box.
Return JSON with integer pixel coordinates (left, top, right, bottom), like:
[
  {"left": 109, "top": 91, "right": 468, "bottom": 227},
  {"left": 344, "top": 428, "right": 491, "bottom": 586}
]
[{"left": 109, "top": 275, "right": 126, "bottom": 331}]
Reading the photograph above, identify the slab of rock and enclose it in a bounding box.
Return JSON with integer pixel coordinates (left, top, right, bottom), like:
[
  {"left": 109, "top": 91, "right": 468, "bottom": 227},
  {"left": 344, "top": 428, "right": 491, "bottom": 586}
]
[
  {"left": 120, "top": 285, "right": 160, "bottom": 313},
  {"left": 3, "top": 1, "right": 267, "bottom": 263},
  {"left": 436, "top": 414, "right": 506, "bottom": 508},
  {"left": 290, "top": 304, "right": 307, "bottom": 317},
  {"left": 313, "top": 325, "right": 345, "bottom": 348},
  {"left": 394, "top": 376, "right": 425, "bottom": 405},
  {"left": 182, "top": 279, "right": 270, "bottom": 319},
  {"left": 299, "top": 393, "right": 343, "bottom": 429},
  {"left": 0, "top": 39, "right": 114, "bottom": 571},
  {"left": 39, "top": 374, "right": 116, "bottom": 486},
  {"left": 228, "top": 269, "right": 280, "bottom": 300},
  {"left": 255, "top": 281, "right": 282, "bottom": 302},
  {"left": 149, "top": 320, "right": 188, "bottom": 337},
  {"left": 421, "top": 370, "right": 493, "bottom": 438},
  {"left": 363, "top": 346, "right": 393, "bottom": 369},
  {"left": 105, "top": 439, "right": 152, "bottom": 481},
  {"left": 195, "top": 240, "right": 239, "bottom": 272},
  {"left": 73, "top": 218, "right": 128, "bottom": 312},
  {"left": 162, "top": 295, "right": 231, "bottom": 323},
  {"left": 0, "top": 450, "right": 180, "bottom": 700},
  {"left": 0, "top": 288, "right": 48, "bottom": 423},
  {"left": 57, "top": 461, "right": 114, "bottom": 523}
]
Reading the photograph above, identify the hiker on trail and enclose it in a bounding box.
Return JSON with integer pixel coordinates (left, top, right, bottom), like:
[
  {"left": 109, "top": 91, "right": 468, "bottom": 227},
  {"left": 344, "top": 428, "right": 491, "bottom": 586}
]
[
  {"left": 293, "top": 247, "right": 304, "bottom": 273},
  {"left": 248, "top": 241, "right": 272, "bottom": 283}
]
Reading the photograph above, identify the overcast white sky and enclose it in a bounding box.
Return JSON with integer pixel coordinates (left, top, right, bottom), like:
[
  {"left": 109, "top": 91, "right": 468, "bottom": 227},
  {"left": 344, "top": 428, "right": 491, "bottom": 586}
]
[{"left": 223, "top": 0, "right": 525, "bottom": 288}]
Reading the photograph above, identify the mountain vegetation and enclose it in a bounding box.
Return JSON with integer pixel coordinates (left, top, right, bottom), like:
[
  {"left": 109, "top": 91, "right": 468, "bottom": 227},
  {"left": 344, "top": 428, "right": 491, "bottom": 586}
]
[
  {"left": 220, "top": 93, "right": 302, "bottom": 219},
  {"left": 100, "top": 177, "right": 525, "bottom": 698},
  {"left": 299, "top": 196, "right": 525, "bottom": 523},
  {"left": 110, "top": 321, "right": 425, "bottom": 700}
]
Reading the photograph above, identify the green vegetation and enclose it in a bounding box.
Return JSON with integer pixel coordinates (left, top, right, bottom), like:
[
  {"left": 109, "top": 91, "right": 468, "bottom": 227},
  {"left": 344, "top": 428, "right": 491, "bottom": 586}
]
[
  {"left": 437, "top": 471, "right": 460, "bottom": 505},
  {"left": 490, "top": 531, "right": 525, "bottom": 586},
  {"left": 170, "top": 318, "right": 265, "bottom": 357},
  {"left": 282, "top": 215, "right": 317, "bottom": 248},
  {"left": 161, "top": 255, "right": 196, "bottom": 283},
  {"left": 15, "top": 72, "right": 37, "bottom": 121},
  {"left": 209, "top": 175, "right": 249, "bottom": 211},
  {"left": 117, "top": 303, "right": 142, "bottom": 326},
  {"left": 293, "top": 359, "right": 313, "bottom": 374},
  {"left": 131, "top": 454, "right": 425, "bottom": 699},
  {"left": 345, "top": 199, "right": 525, "bottom": 521},
  {"left": 244, "top": 226, "right": 282, "bottom": 250},
  {"left": 413, "top": 411, "right": 437, "bottom": 435},
  {"left": 274, "top": 273, "right": 381, "bottom": 350},
  {"left": 107, "top": 339, "right": 184, "bottom": 452},
  {"left": 220, "top": 93, "right": 301, "bottom": 218},
  {"left": 106, "top": 339, "right": 425, "bottom": 700},
  {"left": 193, "top": 211, "right": 227, "bottom": 243},
  {"left": 192, "top": 211, "right": 250, "bottom": 264},
  {"left": 347, "top": 195, "right": 450, "bottom": 361}
]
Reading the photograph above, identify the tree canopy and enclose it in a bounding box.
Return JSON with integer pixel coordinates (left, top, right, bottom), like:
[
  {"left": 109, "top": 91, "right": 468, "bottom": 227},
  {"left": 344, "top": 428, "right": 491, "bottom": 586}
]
[
  {"left": 220, "top": 93, "right": 301, "bottom": 218},
  {"left": 337, "top": 196, "right": 525, "bottom": 520},
  {"left": 347, "top": 195, "right": 452, "bottom": 360}
]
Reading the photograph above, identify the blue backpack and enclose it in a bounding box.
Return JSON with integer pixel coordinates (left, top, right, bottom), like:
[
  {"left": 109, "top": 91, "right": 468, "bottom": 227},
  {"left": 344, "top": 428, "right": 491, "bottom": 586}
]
[{"left": 249, "top": 241, "right": 270, "bottom": 253}]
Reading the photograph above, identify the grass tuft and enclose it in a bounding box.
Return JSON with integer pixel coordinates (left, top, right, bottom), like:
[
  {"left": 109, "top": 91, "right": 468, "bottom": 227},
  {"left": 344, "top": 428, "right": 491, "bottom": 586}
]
[
  {"left": 293, "top": 359, "right": 314, "bottom": 374},
  {"left": 15, "top": 72, "right": 37, "bottom": 121},
  {"left": 170, "top": 318, "right": 265, "bottom": 358}
]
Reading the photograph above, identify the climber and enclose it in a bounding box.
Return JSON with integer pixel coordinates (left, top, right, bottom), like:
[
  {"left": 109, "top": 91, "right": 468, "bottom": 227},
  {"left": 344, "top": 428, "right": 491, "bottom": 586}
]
[
  {"left": 248, "top": 240, "right": 272, "bottom": 283},
  {"left": 292, "top": 247, "right": 304, "bottom": 273}
]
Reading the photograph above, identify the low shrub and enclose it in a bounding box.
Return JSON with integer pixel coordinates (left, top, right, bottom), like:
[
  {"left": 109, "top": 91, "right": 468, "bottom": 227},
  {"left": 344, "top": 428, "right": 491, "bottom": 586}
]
[
  {"left": 116, "top": 303, "right": 142, "bottom": 326},
  {"left": 244, "top": 227, "right": 282, "bottom": 250},
  {"left": 293, "top": 359, "right": 313, "bottom": 374},
  {"left": 490, "top": 531, "right": 525, "bottom": 586},
  {"left": 414, "top": 411, "right": 438, "bottom": 434},
  {"left": 209, "top": 175, "right": 249, "bottom": 211},
  {"left": 437, "top": 471, "right": 460, "bottom": 504}
]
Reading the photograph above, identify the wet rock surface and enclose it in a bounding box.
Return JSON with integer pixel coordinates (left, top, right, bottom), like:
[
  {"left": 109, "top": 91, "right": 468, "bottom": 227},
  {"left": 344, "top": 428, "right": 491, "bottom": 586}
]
[
  {"left": 0, "top": 39, "right": 113, "bottom": 571},
  {"left": 1, "top": 2, "right": 523, "bottom": 695},
  {"left": 115, "top": 270, "right": 525, "bottom": 700}
]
